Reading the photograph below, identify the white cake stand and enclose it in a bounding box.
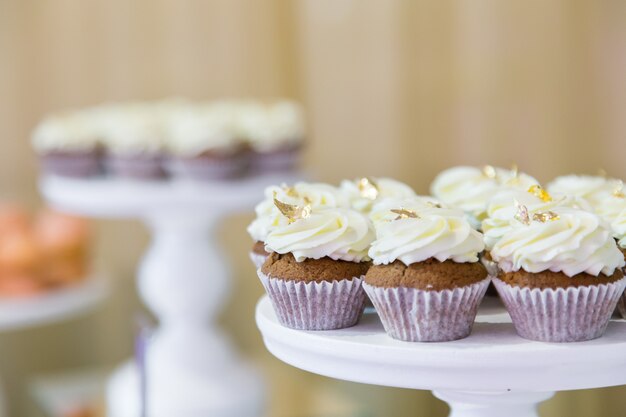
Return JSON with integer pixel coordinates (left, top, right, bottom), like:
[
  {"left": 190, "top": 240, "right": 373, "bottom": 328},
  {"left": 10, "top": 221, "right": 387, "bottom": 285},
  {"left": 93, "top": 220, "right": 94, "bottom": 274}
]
[
  {"left": 256, "top": 295, "right": 626, "bottom": 417},
  {"left": 40, "top": 174, "right": 296, "bottom": 417}
]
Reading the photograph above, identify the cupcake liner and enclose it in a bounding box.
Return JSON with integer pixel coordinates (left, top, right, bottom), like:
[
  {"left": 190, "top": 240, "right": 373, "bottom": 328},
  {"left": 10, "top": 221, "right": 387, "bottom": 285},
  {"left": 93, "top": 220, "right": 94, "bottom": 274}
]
[
  {"left": 105, "top": 154, "right": 165, "bottom": 179},
  {"left": 249, "top": 251, "right": 268, "bottom": 269},
  {"left": 363, "top": 277, "right": 490, "bottom": 342},
  {"left": 257, "top": 270, "right": 366, "bottom": 330},
  {"left": 40, "top": 152, "right": 102, "bottom": 177},
  {"left": 617, "top": 290, "right": 626, "bottom": 319},
  {"left": 165, "top": 155, "right": 247, "bottom": 180},
  {"left": 249, "top": 147, "right": 300, "bottom": 173},
  {"left": 494, "top": 277, "right": 626, "bottom": 342}
]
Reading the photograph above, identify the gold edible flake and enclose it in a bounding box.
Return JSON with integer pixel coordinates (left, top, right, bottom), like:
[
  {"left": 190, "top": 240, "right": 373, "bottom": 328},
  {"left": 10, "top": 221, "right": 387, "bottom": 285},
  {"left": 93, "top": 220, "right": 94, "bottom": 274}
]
[
  {"left": 357, "top": 177, "right": 379, "bottom": 200},
  {"left": 482, "top": 165, "right": 497, "bottom": 179},
  {"left": 527, "top": 184, "right": 552, "bottom": 202},
  {"left": 532, "top": 211, "right": 560, "bottom": 223},
  {"left": 514, "top": 201, "right": 530, "bottom": 225},
  {"left": 613, "top": 180, "right": 625, "bottom": 198},
  {"left": 391, "top": 208, "right": 419, "bottom": 220},
  {"left": 426, "top": 201, "right": 443, "bottom": 208},
  {"left": 281, "top": 184, "right": 299, "bottom": 198},
  {"left": 274, "top": 198, "right": 312, "bottom": 224}
]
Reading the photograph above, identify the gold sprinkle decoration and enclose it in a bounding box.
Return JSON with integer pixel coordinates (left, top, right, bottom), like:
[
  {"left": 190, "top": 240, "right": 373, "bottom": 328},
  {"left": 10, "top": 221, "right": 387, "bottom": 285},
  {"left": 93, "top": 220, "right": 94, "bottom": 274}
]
[
  {"left": 426, "top": 201, "right": 443, "bottom": 208},
  {"left": 514, "top": 201, "right": 530, "bottom": 225},
  {"left": 357, "top": 177, "right": 379, "bottom": 200},
  {"left": 391, "top": 208, "right": 419, "bottom": 220},
  {"left": 511, "top": 163, "right": 519, "bottom": 179},
  {"left": 527, "top": 184, "right": 552, "bottom": 202},
  {"left": 613, "top": 180, "right": 625, "bottom": 198},
  {"left": 281, "top": 184, "right": 299, "bottom": 198},
  {"left": 274, "top": 198, "right": 312, "bottom": 224},
  {"left": 532, "top": 211, "right": 560, "bottom": 223},
  {"left": 482, "top": 165, "right": 497, "bottom": 179}
]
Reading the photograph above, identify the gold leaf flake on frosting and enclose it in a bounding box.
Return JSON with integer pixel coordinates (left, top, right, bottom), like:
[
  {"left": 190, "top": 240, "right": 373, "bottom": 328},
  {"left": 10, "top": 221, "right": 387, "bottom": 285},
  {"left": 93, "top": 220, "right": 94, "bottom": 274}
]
[
  {"left": 390, "top": 208, "right": 419, "bottom": 221},
  {"left": 514, "top": 201, "right": 530, "bottom": 225},
  {"left": 274, "top": 197, "right": 311, "bottom": 224},
  {"left": 281, "top": 183, "right": 299, "bottom": 198},
  {"left": 426, "top": 201, "right": 442, "bottom": 208},
  {"left": 532, "top": 211, "right": 560, "bottom": 223},
  {"left": 357, "top": 177, "right": 379, "bottom": 200},
  {"left": 613, "top": 180, "right": 625, "bottom": 198},
  {"left": 527, "top": 184, "right": 552, "bottom": 202},
  {"left": 482, "top": 165, "right": 497, "bottom": 179}
]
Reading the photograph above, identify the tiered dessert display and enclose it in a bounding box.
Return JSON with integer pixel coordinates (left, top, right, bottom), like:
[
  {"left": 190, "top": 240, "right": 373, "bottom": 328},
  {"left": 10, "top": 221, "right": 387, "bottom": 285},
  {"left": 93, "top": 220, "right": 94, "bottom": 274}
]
[
  {"left": 36, "top": 98, "right": 305, "bottom": 417},
  {"left": 253, "top": 169, "right": 626, "bottom": 417}
]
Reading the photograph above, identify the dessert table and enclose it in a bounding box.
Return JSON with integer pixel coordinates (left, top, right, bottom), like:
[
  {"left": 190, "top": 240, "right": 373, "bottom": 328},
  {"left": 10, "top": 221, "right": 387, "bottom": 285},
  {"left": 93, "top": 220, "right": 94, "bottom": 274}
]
[
  {"left": 40, "top": 173, "right": 299, "bottom": 417},
  {"left": 256, "top": 295, "right": 626, "bottom": 417}
]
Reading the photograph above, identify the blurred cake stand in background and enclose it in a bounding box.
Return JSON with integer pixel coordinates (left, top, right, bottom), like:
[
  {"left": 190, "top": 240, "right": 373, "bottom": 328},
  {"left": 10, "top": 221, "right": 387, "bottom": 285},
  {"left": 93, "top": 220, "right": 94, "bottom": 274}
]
[
  {"left": 41, "top": 173, "right": 300, "bottom": 417},
  {"left": 256, "top": 295, "right": 626, "bottom": 417}
]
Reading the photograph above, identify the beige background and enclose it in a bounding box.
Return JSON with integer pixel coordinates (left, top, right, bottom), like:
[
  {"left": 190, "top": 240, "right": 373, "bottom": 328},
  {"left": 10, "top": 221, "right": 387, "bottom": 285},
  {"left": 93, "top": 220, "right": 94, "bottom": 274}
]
[{"left": 1, "top": 1, "right": 626, "bottom": 416}]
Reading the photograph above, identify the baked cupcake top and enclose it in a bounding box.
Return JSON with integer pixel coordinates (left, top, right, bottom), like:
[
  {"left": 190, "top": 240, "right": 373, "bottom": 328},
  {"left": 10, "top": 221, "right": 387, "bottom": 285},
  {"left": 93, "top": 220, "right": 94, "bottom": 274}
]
[
  {"left": 340, "top": 177, "right": 416, "bottom": 213},
  {"left": 32, "top": 113, "right": 100, "bottom": 152},
  {"left": 482, "top": 185, "right": 591, "bottom": 250},
  {"left": 247, "top": 182, "right": 349, "bottom": 244},
  {"left": 264, "top": 198, "right": 374, "bottom": 262},
  {"left": 99, "top": 105, "right": 165, "bottom": 155},
  {"left": 430, "top": 165, "right": 538, "bottom": 227},
  {"left": 238, "top": 101, "right": 305, "bottom": 152},
  {"left": 546, "top": 174, "right": 620, "bottom": 208},
  {"left": 491, "top": 206, "right": 625, "bottom": 277},
  {"left": 166, "top": 108, "right": 240, "bottom": 157},
  {"left": 368, "top": 200, "right": 485, "bottom": 266}
]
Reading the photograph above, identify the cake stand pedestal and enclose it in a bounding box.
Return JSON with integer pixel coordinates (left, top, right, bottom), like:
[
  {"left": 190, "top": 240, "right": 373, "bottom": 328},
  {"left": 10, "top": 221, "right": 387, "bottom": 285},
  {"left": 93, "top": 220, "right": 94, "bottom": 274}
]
[
  {"left": 256, "top": 296, "right": 626, "bottom": 417},
  {"left": 41, "top": 174, "right": 295, "bottom": 417}
]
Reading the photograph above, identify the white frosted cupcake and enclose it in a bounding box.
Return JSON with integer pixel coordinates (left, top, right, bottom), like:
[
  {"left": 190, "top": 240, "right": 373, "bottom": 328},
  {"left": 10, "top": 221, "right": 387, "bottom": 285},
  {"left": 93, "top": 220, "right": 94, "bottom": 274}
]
[
  {"left": 340, "top": 177, "right": 416, "bottom": 214},
  {"left": 363, "top": 201, "right": 490, "bottom": 342},
  {"left": 238, "top": 100, "right": 305, "bottom": 172},
  {"left": 492, "top": 206, "right": 625, "bottom": 342},
  {"left": 259, "top": 200, "right": 374, "bottom": 330},
  {"left": 32, "top": 112, "right": 102, "bottom": 177},
  {"left": 546, "top": 174, "right": 619, "bottom": 209},
  {"left": 165, "top": 107, "right": 246, "bottom": 180},
  {"left": 430, "top": 165, "right": 538, "bottom": 229},
  {"left": 247, "top": 182, "right": 348, "bottom": 268},
  {"left": 100, "top": 104, "right": 166, "bottom": 179}
]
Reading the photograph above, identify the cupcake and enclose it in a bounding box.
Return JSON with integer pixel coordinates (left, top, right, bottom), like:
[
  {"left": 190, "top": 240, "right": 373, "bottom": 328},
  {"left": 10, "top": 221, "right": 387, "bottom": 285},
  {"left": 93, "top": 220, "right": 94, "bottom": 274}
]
[
  {"left": 165, "top": 107, "right": 247, "bottom": 180},
  {"left": 431, "top": 165, "right": 538, "bottom": 229},
  {"left": 547, "top": 174, "right": 619, "bottom": 208},
  {"left": 247, "top": 182, "right": 348, "bottom": 268},
  {"left": 100, "top": 104, "right": 167, "bottom": 179},
  {"left": 363, "top": 200, "right": 489, "bottom": 342},
  {"left": 32, "top": 112, "right": 102, "bottom": 177},
  {"left": 492, "top": 205, "right": 626, "bottom": 342},
  {"left": 239, "top": 101, "right": 305, "bottom": 173},
  {"left": 340, "top": 177, "right": 416, "bottom": 214},
  {"left": 259, "top": 199, "right": 374, "bottom": 330}
]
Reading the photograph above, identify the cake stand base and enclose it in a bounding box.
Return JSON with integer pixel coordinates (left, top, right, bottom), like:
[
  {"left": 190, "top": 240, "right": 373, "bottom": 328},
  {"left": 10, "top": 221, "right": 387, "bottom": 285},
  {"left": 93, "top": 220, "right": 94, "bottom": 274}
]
[
  {"left": 107, "top": 360, "right": 264, "bottom": 417},
  {"left": 433, "top": 390, "right": 554, "bottom": 417}
]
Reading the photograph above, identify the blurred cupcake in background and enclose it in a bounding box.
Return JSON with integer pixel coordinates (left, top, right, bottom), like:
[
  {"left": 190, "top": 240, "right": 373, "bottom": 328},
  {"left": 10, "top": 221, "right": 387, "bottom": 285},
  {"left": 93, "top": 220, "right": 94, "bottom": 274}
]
[
  {"left": 239, "top": 100, "right": 305, "bottom": 173},
  {"left": 546, "top": 173, "right": 619, "bottom": 209},
  {"left": 165, "top": 107, "right": 247, "bottom": 180},
  {"left": 247, "top": 182, "right": 348, "bottom": 268},
  {"left": 259, "top": 199, "right": 374, "bottom": 330},
  {"left": 33, "top": 209, "right": 90, "bottom": 287},
  {"left": 430, "top": 165, "right": 538, "bottom": 229},
  {"left": 340, "top": 177, "right": 416, "bottom": 214},
  {"left": 363, "top": 199, "right": 489, "bottom": 342},
  {"left": 32, "top": 112, "right": 102, "bottom": 177},
  {"left": 492, "top": 205, "right": 625, "bottom": 342},
  {"left": 100, "top": 104, "right": 167, "bottom": 179}
]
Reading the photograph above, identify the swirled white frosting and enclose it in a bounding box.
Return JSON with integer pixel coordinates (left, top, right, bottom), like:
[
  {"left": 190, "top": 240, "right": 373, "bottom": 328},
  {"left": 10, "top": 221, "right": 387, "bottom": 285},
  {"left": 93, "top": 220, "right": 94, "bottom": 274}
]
[
  {"left": 546, "top": 175, "right": 619, "bottom": 208},
  {"left": 247, "top": 182, "right": 349, "bottom": 243},
  {"left": 340, "top": 178, "right": 416, "bottom": 213},
  {"left": 99, "top": 105, "right": 165, "bottom": 155},
  {"left": 264, "top": 207, "right": 374, "bottom": 262},
  {"left": 482, "top": 188, "right": 592, "bottom": 250},
  {"left": 368, "top": 203, "right": 485, "bottom": 265},
  {"left": 491, "top": 207, "right": 624, "bottom": 277},
  {"left": 32, "top": 112, "right": 100, "bottom": 152},
  {"left": 165, "top": 108, "right": 240, "bottom": 157},
  {"left": 238, "top": 100, "right": 305, "bottom": 152},
  {"left": 430, "top": 166, "right": 539, "bottom": 225},
  {"left": 593, "top": 194, "right": 626, "bottom": 248}
]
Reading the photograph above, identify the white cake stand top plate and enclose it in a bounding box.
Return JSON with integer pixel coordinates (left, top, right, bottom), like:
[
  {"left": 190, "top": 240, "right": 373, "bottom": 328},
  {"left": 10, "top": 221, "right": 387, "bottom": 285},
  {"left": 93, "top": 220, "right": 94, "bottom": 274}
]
[
  {"left": 0, "top": 275, "right": 108, "bottom": 332},
  {"left": 256, "top": 295, "right": 626, "bottom": 393}
]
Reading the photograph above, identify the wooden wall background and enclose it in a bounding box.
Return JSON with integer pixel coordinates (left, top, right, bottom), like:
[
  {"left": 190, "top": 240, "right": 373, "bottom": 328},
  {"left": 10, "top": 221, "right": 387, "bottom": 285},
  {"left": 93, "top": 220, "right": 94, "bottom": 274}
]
[{"left": 0, "top": 1, "right": 625, "bottom": 416}]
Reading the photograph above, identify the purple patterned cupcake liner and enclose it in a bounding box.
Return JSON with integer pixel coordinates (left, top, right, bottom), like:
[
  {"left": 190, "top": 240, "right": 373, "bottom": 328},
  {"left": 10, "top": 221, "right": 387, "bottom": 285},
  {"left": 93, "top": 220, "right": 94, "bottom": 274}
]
[
  {"left": 257, "top": 270, "right": 366, "bottom": 330},
  {"left": 249, "top": 251, "right": 269, "bottom": 270},
  {"left": 617, "top": 290, "right": 626, "bottom": 319},
  {"left": 105, "top": 154, "right": 166, "bottom": 179},
  {"left": 165, "top": 155, "right": 247, "bottom": 180},
  {"left": 494, "top": 277, "right": 626, "bottom": 342},
  {"left": 40, "top": 152, "right": 102, "bottom": 177},
  {"left": 363, "top": 277, "right": 491, "bottom": 342}
]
